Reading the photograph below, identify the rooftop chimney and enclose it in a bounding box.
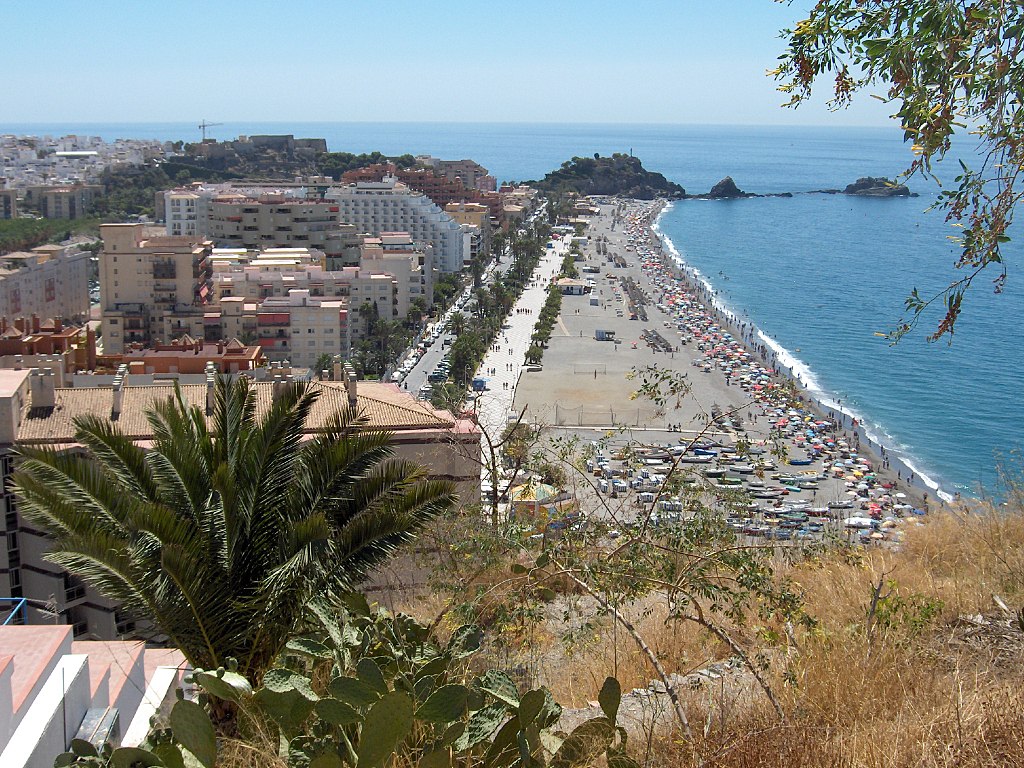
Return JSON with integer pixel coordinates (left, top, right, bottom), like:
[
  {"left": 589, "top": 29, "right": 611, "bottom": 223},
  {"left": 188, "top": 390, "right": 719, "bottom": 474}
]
[
  {"left": 205, "top": 362, "right": 217, "bottom": 415},
  {"left": 343, "top": 362, "right": 358, "bottom": 409},
  {"left": 111, "top": 364, "right": 128, "bottom": 420},
  {"left": 271, "top": 372, "right": 290, "bottom": 401},
  {"left": 29, "top": 368, "right": 56, "bottom": 409},
  {"left": 54, "top": 315, "right": 62, "bottom": 333},
  {"left": 31, "top": 314, "right": 40, "bottom": 334}
]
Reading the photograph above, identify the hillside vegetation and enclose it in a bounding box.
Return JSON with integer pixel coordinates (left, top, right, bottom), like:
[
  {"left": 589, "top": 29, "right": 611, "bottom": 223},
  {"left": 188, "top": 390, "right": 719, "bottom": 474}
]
[{"left": 530, "top": 154, "right": 687, "bottom": 199}]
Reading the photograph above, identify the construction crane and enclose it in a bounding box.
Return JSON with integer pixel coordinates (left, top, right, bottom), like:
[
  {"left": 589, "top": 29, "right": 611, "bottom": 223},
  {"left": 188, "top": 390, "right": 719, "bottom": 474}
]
[{"left": 198, "top": 120, "right": 223, "bottom": 141}]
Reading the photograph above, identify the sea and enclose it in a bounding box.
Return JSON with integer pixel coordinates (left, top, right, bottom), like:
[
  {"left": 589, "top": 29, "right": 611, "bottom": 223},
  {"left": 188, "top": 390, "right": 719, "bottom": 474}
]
[{"left": 5, "top": 121, "right": 1022, "bottom": 500}]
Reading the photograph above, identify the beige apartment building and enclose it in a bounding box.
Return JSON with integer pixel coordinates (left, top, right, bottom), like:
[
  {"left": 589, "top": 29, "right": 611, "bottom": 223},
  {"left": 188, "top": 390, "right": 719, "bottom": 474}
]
[
  {"left": 445, "top": 202, "right": 492, "bottom": 261},
  {"left": 29, "top": 184, "right": 102, "bottom": 220},
  {"left": 99, "top": 224, "right": 214, "bottom": 354},
  {"left": 207, "top": 194, "right": 362, "bottom": 268},
  {"left": 0, "top": 245, "right": 91, "bottom": 323}
]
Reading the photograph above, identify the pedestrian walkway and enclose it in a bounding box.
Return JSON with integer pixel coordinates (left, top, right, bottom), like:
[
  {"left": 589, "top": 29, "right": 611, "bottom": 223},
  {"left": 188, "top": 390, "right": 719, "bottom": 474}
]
[{"left": 474, "top": 240, "right": 567, "bottom": 444}]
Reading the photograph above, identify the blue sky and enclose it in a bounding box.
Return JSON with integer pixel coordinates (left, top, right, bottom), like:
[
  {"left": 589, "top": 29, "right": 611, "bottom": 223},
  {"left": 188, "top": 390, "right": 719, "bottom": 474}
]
[{"left": 3, "top": 1, "right": 895, "bottom": 126}]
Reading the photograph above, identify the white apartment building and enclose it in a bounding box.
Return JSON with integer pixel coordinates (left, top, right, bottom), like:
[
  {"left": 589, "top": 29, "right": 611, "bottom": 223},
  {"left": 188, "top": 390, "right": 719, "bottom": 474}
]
[
  {"left": 164, "top": 190, "right": 210, "bottom": 238},
  {"left": 326, "top": 178, "right": 466, "bottom": 273},
  {"left": 0, "top": 245, "right": 91, "bottom": 324}
]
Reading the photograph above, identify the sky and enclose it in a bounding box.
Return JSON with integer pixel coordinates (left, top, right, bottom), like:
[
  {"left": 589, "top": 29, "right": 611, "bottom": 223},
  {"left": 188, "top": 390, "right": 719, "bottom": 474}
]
[{"left": 2, "top": 0, "right": 896, "bottom": 126}]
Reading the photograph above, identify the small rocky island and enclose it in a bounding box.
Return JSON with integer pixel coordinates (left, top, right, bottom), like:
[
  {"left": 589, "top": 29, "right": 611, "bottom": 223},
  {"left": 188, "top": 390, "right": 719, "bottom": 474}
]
[
  {"left": 842, "top": 176, "right": 914, "bottom": 197},
  {"left": 686, "top": 175, "right": 914, "bottom": 199},
  {"left": 529, "top": 154, "right": 686, "bottom": 200}
]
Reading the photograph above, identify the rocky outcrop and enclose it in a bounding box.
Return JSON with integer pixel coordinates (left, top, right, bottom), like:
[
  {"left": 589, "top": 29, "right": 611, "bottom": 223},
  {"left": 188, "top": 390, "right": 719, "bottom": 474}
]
[
  {"left": 706, "top": 176, "right": 754, "bottom": 199},
  {"left": 842, "top": 177, "right": 914, "bottom": 197},
  {"left": 530, "top": 154, "right": 687, "bottom": 200}
]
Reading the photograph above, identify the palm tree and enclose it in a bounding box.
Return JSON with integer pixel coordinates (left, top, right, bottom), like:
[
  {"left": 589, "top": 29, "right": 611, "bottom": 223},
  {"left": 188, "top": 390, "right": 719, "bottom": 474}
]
[{"left": 12, "top": 376, "right": 455, "bottom": 688}]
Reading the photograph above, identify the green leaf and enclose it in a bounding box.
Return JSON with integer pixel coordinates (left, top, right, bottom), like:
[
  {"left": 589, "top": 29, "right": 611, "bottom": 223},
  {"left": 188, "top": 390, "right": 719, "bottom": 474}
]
[
  {"left": 356, "top": 657, "right": 389, "bottom": 694},
  {"left": 286, "top": 636, "right": 333, "bottom": 659},
  {"left": 483, "top": 717, "right": 521, "bottom": 768},
  {"left": 329, "top": 675, "right": 381, "bottom": 709},
  {"left": 109, "top": 747, "right": 165, "bottom": 768},
  {"left": 356, "top": 691, "right": 414, "bottom": 768},
  {"left": 315, "top": 697, "right": 362, "bottom": 726},
  {"left": 535, "top": 552, "right": 550, "bottom": 568},
  {"left": 70, "top": 739, "right": 98, "bottom": 758},
  {"left": 342, "top": 591, "right": 372, "bottom": 618},
  {"left": 53, "top": 754, "right": 75, "bottom": 768},
  {"left": 517, "top": 688, "right": 546, "bottom": 727},
  {"left": 255, "top": 668, "right": 318, "bottom": 733},
  {"left": 445, "top": 624, "right": 483, "bottom": 659},
  {"left": 169, "top": 700, "right": 217, "bottom": 768},
  {"left": 478, "top": 670, "right": 520, "bottom": 707},
  {"left": 414, "top": 673, "right": 439, "bottom": 702},
  {"left": 510, "top": 563, "right": 528, "bottom": 574},
  {"left": 191, "top": 669, "right": 252, "bottom": 703},
  {"left": 453, "top": 703, "right": 508, "bottom": 751},
  {"left": 598, "top": 677, "right": 621, "bottom": 723},
  {"left": 416, "top": 684, "right": 469, "bottom": 723},
  {"left": 150, "top": 743, "right": 186, "bottom": 768},
  {"left": 537, "top": 587, "right": 556, "bottom": 601},
  {"left": 550, "top": 717, "right": 616, "bottom": 768},
  {"left": 415, "top": 656, "right": 450, "bottom": 681}
]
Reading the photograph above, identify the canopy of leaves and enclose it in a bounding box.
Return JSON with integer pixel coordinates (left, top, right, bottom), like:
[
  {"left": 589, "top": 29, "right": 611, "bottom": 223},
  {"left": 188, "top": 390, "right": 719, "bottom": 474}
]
[
  {"left": 774, "top": 0, "right": 1024, "bottom": 341},
  {"left": 12, "top": 376, "right": 455, "bottom": 683}
]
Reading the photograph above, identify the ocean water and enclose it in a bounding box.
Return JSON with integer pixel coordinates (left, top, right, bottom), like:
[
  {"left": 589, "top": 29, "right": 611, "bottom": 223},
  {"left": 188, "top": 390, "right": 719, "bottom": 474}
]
[{"left": 5, "top": 122, "right": 1021, "bottom": 497}]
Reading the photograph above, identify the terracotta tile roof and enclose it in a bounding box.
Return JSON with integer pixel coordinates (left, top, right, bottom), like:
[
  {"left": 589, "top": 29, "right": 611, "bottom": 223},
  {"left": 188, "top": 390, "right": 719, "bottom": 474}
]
[{"left": 17, "top": 380, "right": 454, "bottom": 444}]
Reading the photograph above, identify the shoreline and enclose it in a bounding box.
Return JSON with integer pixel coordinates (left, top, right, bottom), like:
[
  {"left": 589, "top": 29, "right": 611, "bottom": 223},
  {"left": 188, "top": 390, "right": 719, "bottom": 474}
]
[{"left": 650, "top": 201, "right": 951, "bottom": 505}]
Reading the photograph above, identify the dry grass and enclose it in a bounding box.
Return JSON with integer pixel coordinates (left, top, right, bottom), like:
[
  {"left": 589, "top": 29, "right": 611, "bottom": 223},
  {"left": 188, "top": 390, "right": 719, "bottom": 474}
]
[{"left": 377, "top": 504, "right": 1024, "bottom": 766}]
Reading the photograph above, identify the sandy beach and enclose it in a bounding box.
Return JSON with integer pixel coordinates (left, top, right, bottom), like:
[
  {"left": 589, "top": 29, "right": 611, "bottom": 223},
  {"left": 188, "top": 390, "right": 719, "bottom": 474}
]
[{"left": 512, "top": 199, "right": 930, "bottom": 542}]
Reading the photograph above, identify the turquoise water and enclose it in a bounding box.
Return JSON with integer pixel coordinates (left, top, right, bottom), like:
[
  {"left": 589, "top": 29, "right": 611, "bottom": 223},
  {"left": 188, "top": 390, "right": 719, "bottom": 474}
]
[{"left": 5, "top": 122, "right": 1020, "bottom": 496}]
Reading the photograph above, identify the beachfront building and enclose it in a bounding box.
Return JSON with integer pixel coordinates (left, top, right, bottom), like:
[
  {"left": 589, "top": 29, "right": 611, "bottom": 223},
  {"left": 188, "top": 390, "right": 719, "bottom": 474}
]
[
  {"left": 0, "top": 245, "right": 91, "bottom": 324},
  {"left": 98, "top": 223, "right": 214, "bottom": 354},
  {"left": 326, "top": 178, "right": 467, "bottom": 272},
  {"left": 341, "top": 164, "right": 503, "bottom": 226},
  {"left": 416, "top": 156, "right": 496, "bottom": 191},
  {"left": 0, "top": 367, "right": 480, "bottom": 640}
]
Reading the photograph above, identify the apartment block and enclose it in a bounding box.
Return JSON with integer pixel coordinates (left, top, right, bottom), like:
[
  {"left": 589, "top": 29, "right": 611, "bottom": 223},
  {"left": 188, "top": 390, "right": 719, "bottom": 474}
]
[
  {"left": 99, "top": 224, "right": 214, "bottom": 354},
  {"left": 29, "top": 185, "right": 102, "bottom": 220},
  {"left": 207, "top": 194, "right": 362, "bottom": 268},
  {"left": 327, "top": 179, "right": 466, "bottom": 272},
  {"left": 0, "top": 246, "right": 91, "bottom": 324},
  {"left": 359, "top": 232, "right": 434, "bottom": 313},
  {"left": 445, "top": 202, "right": 492, "bottom": 262}
]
